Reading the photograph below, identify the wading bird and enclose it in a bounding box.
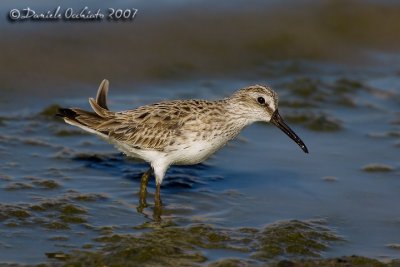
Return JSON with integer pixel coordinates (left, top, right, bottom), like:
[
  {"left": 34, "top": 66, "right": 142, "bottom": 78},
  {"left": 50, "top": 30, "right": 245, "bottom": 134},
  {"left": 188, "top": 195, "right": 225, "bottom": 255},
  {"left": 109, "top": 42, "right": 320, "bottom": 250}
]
[{"left": 58, "top": 80, "right": 308, "bottom": 208}]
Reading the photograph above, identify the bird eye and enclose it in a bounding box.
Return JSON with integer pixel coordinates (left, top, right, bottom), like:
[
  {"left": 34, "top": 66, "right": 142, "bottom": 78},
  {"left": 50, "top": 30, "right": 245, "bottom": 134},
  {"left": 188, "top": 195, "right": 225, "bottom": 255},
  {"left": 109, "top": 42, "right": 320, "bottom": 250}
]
[{"left": 257, "top": 97, "right": 265, "bottom": 104}]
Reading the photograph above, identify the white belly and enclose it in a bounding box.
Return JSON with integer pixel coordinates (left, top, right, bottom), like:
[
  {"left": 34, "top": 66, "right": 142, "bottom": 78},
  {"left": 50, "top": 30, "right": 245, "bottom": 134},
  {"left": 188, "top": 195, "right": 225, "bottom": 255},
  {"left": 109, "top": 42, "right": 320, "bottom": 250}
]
[
  {"left": 167, "top": 139, "right": 228, "bottom": 165},
  {"left": 110, "top": 137, "right": 230, "bottom": 166}
]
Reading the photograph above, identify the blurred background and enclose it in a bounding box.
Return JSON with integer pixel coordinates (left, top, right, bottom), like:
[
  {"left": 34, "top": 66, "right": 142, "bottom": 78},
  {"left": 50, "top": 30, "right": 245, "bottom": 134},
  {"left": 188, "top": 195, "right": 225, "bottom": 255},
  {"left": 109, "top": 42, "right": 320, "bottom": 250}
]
[
  {"left": 0, "top": 0, "right": 400, "bottom": 265},
  {"left": 1, "top": 0, "right": 400, "bottom": 99}
]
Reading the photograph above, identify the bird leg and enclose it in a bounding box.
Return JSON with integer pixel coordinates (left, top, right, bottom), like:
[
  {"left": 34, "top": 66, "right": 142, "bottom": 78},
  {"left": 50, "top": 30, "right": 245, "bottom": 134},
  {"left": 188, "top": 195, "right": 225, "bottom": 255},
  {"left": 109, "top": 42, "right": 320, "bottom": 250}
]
[
  {"left": 138, "top": 168, "right": 152, "bottom": 207},
  {"left": 154, "top": 183, "right": 162, "bottom": 207}
]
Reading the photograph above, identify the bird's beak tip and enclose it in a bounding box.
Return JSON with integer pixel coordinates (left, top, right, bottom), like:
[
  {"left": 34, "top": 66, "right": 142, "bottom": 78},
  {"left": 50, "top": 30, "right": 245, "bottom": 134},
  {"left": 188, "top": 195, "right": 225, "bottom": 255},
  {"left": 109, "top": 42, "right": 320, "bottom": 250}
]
[{"left": 271, "top": 109, "right": 309, "bottom": 154}]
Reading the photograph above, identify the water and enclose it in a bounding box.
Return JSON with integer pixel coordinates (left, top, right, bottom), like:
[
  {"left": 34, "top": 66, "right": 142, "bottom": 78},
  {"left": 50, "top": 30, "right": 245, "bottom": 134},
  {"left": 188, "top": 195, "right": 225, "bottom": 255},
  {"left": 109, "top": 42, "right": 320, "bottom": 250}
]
[
  {"left": 0, "top": 59, "right": 399, "bottom": 265},
  {"left": 1, "top": 0, "right": 400, "bottom": 265}
]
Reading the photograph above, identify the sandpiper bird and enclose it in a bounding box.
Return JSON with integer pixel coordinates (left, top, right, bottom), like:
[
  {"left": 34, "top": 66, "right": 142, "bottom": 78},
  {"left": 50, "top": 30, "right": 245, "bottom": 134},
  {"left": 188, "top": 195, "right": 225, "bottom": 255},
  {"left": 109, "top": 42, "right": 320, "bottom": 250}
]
[{"left": 58, "top": 79, "right": 308, "bottom": 207}]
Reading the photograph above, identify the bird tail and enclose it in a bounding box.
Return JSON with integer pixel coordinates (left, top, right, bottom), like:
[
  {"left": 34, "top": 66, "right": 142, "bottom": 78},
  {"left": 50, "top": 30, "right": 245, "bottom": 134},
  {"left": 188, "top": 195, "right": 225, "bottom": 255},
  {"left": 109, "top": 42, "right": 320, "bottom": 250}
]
[{"left": 57, "top": 79, "right": 114, "bottom": 138}]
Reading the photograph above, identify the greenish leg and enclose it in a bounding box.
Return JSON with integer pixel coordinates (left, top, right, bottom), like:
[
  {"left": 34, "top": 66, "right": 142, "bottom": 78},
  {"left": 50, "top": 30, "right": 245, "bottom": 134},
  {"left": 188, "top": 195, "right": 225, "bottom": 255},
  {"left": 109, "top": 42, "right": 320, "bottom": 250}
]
[
  {"left": 154, "top": 183, "right": 162, "bottom": 207},
  {"left": 152, "top": 183, "right": 163, "bottom": 221},
  {"left": 138, "top": 168, "right": 152, "bottom": 208}
]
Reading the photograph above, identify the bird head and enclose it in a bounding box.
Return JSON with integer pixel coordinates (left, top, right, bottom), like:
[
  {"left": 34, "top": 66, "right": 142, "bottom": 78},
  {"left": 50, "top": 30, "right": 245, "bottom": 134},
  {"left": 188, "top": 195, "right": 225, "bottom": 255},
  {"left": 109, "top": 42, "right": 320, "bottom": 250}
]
[{"left": 230, "top": 85, "right": 309, "bottom": 153}]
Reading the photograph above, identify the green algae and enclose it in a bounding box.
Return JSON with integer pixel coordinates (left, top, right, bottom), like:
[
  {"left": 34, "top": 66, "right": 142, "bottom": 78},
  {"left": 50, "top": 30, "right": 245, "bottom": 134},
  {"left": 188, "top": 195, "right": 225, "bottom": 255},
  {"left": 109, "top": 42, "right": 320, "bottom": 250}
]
[
  {"left": 208, "top": 258, "right": 259, "bottom": 267},
  {"left": 57, "top": 220, "right": 341, "bottom": 266},
  {"left": 49, "top": 236, "right": 69, "bottom": 241},
  {"left": 64, "top": 235, "right": 207, "bottom": 266},
  {"left": 98, "top": 226, "right": 115, "bottom": 235},
  {"left": 44, "top": 221, "right": 70, "bottom": 230},
  {"left": 32, "top": 179, "right": 61, "bottom": 189},
  {"left": 30, "top": 200, "right": 88, "bottom": 226},
  {"left": 187, "top": 224, "right": 232, "bottom": 247},
  {"left": 63, "top": 224, "right": 248, "bottom": 266},
  {"left": 93, "top": 224, "right": 244, "bottom": 251},
  {"left": 285, "top": 113, "right": 342, "bottom": 132},
  {"left": 55, "top": 129, "right": 87, "bottom": 137},
  {"left": 82, "top": 244, "right": 94, "bottom": 249},
  {"left": 30, "top": 205, "right": 49, "bottom": 212},
  {"left": 59, "top": 215, "right": 87, "bottom": 224},
  {"left": 4, "top": 182, "right": 33, "bottom": 190},
  {"left": 5, "top": 222, "right": 19, "bottom": 227},
  {"left": 5, "top": 178, "right": 60, "bottom": 190},
  {"left": 93, "top": 234, "right": 125, "bottom": 243},
  {"left": 6, "top": 209, "right": 31, "bottom": 219},
  {"left": 60, "top": 204, "right": 87, "bottom": 215},
  {"left": 55, "top": 130, "right": 82, "bottom": 137},
  {"left": 0, "top": 204, "right": 31, "bottom": 221},
  {"left": 252, "top": 220, "right": 342, "bottom": 260},
  {"left": 0, "top": 117, "right": 5, "bottom": 127},
  {"left": 71, "top": 193, "right": 108, "bottom": 202},
  {"left": 39, "top": 104, "right": 61, "bottom": 118},
  {"left": 0, "top": 193, "right": 92, "bottom": 230},
  {"left": 272, "top": 255, "right": 389, "bottom": 267},
  {"left": 333, "top": 78, "right": 363, "bottom": 93},
  {"left": 335, "top": 96, "right": 356, "bottom": 107},
  {"left": 306, "top": 115, "right": 342, "bottom": 132},
  {"left": 286, "top": 77, "right": 319, "bottom": 97},
  {"left": 362, "top": 164, "right": 395, "bottom": 173},
  {"left": 30, "top": 201, "right": 86, "bottom": 214},
  {"left": 22, "top": 139, "right": 56, "bottom": 148},
  {"left": 282, "top": 77, "right": 363, "bottom": 113},
  {"left": 286, "top": 114, "right": 312, "bottom": 124}
]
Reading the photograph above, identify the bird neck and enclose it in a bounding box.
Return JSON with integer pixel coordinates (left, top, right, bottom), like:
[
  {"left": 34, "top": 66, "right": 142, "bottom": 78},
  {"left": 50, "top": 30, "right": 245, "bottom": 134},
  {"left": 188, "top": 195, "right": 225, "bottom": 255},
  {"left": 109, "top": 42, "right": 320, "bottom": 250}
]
[{"left": 220, "top": 98, "right": 254, "bottom": 130}]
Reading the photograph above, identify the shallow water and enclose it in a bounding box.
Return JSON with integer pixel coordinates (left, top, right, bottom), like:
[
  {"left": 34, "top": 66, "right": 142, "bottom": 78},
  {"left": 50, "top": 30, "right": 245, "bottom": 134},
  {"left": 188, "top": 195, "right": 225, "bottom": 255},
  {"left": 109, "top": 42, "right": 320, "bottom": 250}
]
[
  {"left": 2, "top": 1, "right": 400, "bottom": 265},
  {"left": 0, "top": 59, "right": 399, "bottom": 265}
]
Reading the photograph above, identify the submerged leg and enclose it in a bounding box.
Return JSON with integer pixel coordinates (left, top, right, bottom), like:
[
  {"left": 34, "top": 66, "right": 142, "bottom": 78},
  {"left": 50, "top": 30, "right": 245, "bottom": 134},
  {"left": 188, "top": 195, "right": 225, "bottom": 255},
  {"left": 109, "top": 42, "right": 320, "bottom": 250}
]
[
  {"left": 154, "top": 183, "right": 162, "bottom": 207},
  {"left": 153, "top": 184, "right": 162, "bottom": 221},
  {"left": 139, "top": 168, "right": 152, "bottom": 207}
]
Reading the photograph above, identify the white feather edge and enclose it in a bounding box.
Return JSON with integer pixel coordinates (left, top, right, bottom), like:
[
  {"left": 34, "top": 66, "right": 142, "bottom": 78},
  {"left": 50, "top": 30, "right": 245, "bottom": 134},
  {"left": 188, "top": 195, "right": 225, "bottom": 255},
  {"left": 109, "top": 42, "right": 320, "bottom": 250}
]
[{"left": 63, "top": 118, "right": 109, "bottom": 139}]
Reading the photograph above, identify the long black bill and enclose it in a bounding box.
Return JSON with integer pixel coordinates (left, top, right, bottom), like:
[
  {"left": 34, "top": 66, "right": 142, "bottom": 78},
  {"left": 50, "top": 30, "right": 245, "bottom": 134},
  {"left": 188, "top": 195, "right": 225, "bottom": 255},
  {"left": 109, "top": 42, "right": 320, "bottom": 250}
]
[{"left": 271, "top": 109, "right": 309, "bottom": 153}]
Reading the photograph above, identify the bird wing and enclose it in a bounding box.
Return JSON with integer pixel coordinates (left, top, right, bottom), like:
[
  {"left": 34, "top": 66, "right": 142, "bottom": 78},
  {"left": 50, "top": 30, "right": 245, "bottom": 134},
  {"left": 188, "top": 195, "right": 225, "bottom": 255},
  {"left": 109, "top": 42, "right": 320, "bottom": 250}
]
[{"left": 98, "top": 100, "right": 201, "bottom": 151}]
